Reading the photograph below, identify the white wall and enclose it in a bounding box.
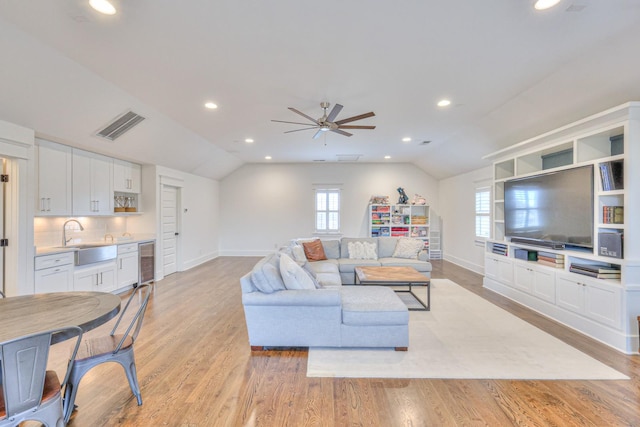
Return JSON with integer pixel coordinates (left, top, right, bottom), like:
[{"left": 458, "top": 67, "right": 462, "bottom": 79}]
[
  {"left": 438, "top": 165, "right": 492, "bottom": 274},
  {"left": 219, "top": 162, "right": 439, "bottom": 255}
]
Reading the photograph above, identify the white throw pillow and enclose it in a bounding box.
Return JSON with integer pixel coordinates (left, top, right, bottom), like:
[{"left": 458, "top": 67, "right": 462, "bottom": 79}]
[
  {"left": 348, "top": 241, "right": 378, "bottom": 260},
  {"left": 363, "top": 241, "right": 378, "bottom": 260},
  {"left": 392, "top": 237, "right": 424, "bottom": 259},
  {"left": 291, "top": 244, "right": 307, "bottom": 265},
  {"left": 279, "top": 253, "right": 316, "bottom": 290}
]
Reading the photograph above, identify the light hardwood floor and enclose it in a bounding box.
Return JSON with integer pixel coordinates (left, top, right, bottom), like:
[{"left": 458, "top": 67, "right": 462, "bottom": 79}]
[{"left": 46, "top": 257, "right": 640, "bottom": 426}]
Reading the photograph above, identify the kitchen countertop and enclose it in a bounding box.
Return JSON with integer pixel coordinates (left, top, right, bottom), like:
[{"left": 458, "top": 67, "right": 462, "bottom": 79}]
[{"left": 36, "top": 236, "right": 155, "bottom": 256}]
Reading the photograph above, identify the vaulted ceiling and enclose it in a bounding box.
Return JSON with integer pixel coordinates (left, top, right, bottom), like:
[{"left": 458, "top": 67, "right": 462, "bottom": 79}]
[{"left": 1, "top": 0, "right": 639, "bottom": 180}]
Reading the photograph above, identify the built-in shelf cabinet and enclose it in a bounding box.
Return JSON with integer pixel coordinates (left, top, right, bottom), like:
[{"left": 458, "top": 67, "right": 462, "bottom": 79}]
[
  {"left": 369, "top": 204, "right": 430, "bottom": 255},
  {"left": 483, "top": 102, "right": 640, "bottom": 354}
]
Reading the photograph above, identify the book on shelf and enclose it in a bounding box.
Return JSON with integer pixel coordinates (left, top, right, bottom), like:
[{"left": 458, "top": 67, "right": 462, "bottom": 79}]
[
  {"left": 492, "top": 243, "right": 508, "bottom": 256},
  {"left": 599, "top": 160, "right": 624, "bottom": 191},
  {"left": 538, "top": 259, "right": 565, "bottom": 268},
  {"left": 602, "top": 206, "right": 624, "bottom": 224},
  {"left": 569, "top": 263, "right": 620, "bottom": 274},
  {"left": 537, "top": 255, "right": 564, "bottom": 264},
  {"left": 537, "top": 251, "right": 563, "bottom": 260},
  {"left": 569, "top": 267, "right": 621, "bottom": 279}
]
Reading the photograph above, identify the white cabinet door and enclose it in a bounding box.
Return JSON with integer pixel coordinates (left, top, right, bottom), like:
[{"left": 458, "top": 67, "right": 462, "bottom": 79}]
[
  {"left": 74, "top": 262, "right": 116, "bottom": 292},
  {"left": 35, "top": 264, "right": 73, "bottom": 293},
  {"left": 513, "top": 263, "right": 534, "bottom": 293},
  {"left": 117, "top": 251, "right": 139, "bottom": 289},
  {"left": 485, "top": 254, "right": 513, "bottom": 285},
  {"left": 37, "top": 139, "right": 72, "bottom": 216},
  {"left": 584, "top": 280, "right": 622, "bottom": 328},
  {"left": 113, "top": 160, "right": 141, "bottom": 193},
  {"left": 532, "top": 267, "right": 556, "bottom": 303},
  {"left": 556, "top": 275, "right": 585, "bottom": 314},
  {"left": 73, "top": 149, "right": 113, "bottom": 215}
]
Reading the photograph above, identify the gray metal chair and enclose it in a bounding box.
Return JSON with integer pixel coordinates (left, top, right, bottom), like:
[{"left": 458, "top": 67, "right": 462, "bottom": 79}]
[
  {"left": 0, "top": 326, "right": 83, "bottom": 427},
  {"left": 63, "top": 284, "right": 151, "bottom": 423}
]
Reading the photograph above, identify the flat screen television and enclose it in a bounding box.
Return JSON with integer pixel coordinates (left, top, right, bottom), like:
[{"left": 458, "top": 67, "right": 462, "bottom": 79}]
[{"left": 504, "top": 165, "right": 594, "bottom": 249}]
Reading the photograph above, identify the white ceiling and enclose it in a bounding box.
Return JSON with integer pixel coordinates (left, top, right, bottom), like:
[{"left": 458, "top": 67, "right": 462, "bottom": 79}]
[{"left": 1, "top": 0, "right": 639, "bottom": 180}]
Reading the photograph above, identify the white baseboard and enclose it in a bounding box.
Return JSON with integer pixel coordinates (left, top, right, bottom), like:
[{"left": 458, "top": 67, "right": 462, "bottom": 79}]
[{"left": 444, "top": 254, "right": 484, "bottom": 275}]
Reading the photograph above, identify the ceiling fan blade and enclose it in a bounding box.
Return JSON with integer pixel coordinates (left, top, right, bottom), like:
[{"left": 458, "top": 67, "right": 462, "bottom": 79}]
[
  {"left": 331, "top": 129, "right": 353, "bottom": 137},
  {"left": 325, "top": 104, "right": 343, "bottom": 122},
  {"left": 338, "top": 125, "right": 376, "bottom": 130},
  {"left": 288, "top": 107, "right": 319, "bottom": 124},
  {"left": 312, "top": 129, "right": 324, "bottom": 139},
  {"left": 334, "top": 112, "right": 375, "bottom": 125},
  {"left": 284, "top": 127, "right": 319, "bottom": 134},
  {"left": 272, "top": 119, "right": 320, "bottom": 126}
]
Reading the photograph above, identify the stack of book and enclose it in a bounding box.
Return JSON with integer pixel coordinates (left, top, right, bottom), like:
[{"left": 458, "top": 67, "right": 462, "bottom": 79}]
[
  {"left": 569, "top": 263, "right": 621, "bottom": 279},
  {"left": 602, "top": 206, "right": 624, "bottom": 224},
  {"left": 537, "top": 251, "right": 564, "bottom": 268},
  {"left": 492, "top": 243, "right": 508, "bottom": 256}
]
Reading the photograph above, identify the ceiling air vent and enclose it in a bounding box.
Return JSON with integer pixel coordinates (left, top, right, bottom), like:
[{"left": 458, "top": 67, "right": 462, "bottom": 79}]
[
  {"left": 96, "top": 110, "right": 145, "bottom": 141},
  {"left": 336, "top": 154, "right": 361, "bottom": 162}
]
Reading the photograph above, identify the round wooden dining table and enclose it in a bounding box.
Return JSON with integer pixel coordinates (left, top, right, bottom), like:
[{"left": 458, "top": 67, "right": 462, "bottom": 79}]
[{"left": 0, "top": 291, "right": 121, "bottom": 344}]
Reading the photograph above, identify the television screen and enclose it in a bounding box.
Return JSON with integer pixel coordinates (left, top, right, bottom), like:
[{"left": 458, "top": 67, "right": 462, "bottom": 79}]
[{"left": 504, "top": 165, "right": 594, "bottom": 249}]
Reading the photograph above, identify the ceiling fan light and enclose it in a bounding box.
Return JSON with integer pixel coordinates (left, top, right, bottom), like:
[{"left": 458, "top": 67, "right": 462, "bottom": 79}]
[
  {"left": 534, "top": 0, "right": 561, "bottom": 10},
  {"left": 89, "top": 0, "right": 116, "bottom": 15}
]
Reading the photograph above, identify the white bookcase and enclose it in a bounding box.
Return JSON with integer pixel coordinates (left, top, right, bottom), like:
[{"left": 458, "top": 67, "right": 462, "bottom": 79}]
[
  {"left": 483, "top": 102, "right": 640, "bottom": 354},
  {"left": 369, "top": 204, "right": 430, "bottom": 255}
]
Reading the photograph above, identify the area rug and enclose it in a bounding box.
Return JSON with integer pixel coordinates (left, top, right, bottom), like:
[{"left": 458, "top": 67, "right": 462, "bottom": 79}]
[{"left": 307, "top": 279, "right": 628, "bottom": 380}]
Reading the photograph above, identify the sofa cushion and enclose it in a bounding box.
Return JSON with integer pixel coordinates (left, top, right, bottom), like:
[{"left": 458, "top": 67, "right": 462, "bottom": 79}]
[
  {"left": 340, "top": 287, "right": 408, "bottom": 326},
  {"left": 392, "top": 237, "right": 424, "bottom": 259},
  {"left": 378, "top": 237, "right": 399, "bottom": 258},
  {"left": 251, "top": 253, "right": 286, "bottom": 293},
  {"left": 337, "top": 258, "right": 381, "bottom": 274},
  {"left": 291, "top": 244, "right": 307, "bottom": 265},
  {"left": 303, "top": 239, "right": 327, "bottom": 261},
  {"left": 347, "top": 241, "right": 378, "bottom": 260},
  {"left": 321, "top": 240, "right": 341, "bottom": 259},
  {"left": 378, "top": 257, "right": 432, "bottom": 273},
  {"left": 280, "top": 254, "right": 316, "bottom": 290},
  {"left": 340, "top": 237, "right": 378, "bottom": 258}
]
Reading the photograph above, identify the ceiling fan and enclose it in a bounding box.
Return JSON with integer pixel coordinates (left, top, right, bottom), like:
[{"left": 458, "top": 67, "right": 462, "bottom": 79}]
[{"left": 272, "top": 102, "right": 375, "bottom": 139}]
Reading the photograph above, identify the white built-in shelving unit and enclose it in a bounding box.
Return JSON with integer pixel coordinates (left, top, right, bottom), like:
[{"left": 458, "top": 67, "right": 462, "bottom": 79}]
[
  {"left": 369, "top": 204, "right": 430, "bottom": 256},
  {"left": 483, "top": 102, "right": 640, "bottom": 354}
]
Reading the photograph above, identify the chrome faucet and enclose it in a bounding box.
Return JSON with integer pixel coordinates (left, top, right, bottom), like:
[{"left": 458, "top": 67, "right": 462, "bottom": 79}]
[
  {"left": 62, "top": 219, "right": 84, "bottom": 246},
  {"left": 104, "top": 233, "right": 114, "bottom": 243}
]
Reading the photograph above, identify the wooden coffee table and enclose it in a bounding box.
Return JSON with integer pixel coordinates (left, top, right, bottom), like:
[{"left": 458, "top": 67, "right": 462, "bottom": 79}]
[{"left": 354, "top": 266, "right": 430, "bottom": 311}]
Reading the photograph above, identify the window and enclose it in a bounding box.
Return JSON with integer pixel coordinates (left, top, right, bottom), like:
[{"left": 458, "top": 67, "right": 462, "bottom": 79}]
[
  {"left": 475, "top": 187, "right": 491, "bottom": 239},
  {"left": 315, "top": 189, "right": 340, "bottom": 233}
]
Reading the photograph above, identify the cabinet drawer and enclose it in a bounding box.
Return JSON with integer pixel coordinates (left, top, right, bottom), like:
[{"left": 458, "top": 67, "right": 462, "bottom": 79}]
[
  {"left": 35, "top": 252, "right": 74, "bottom": 270},
  {"left": 118, "top": 243, "right": 138, "bottom": 255}
]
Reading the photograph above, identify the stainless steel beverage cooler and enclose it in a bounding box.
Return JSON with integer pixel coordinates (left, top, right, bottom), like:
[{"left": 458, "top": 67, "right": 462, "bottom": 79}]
[{"left": 138, "top": 241, "right": 155, "bottom": 285}]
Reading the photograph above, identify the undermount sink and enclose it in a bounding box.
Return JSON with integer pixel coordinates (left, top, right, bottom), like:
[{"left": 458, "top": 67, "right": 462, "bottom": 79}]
[{"left": 60, "top": 244, "right": 117, "bottom": 265}]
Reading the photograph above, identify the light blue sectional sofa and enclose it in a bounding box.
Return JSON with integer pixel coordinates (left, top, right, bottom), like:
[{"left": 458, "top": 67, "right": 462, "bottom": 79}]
[{"left": 239, "top": 237, "right": 432, "bottom": 350}]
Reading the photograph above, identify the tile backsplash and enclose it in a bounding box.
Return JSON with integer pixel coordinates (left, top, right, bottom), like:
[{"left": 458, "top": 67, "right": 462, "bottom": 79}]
[{"left": 34, "top": 217, "right": 129, "bottom": 247}]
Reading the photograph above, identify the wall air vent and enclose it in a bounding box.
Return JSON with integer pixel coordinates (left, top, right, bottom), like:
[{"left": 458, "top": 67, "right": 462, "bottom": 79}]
[
  {"left": 336, "top": 154, "right": 361, "bottom": 162},
  {"left": 95, "top": 110, "right": 145, "bottom": 141}
]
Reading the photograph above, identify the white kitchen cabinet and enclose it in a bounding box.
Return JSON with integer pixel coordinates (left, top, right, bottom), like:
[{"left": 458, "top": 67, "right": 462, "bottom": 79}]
[
  {"left": 113, "top": 159, "right": 141, "bottom": 193},
  {"left": 34, "top": 251, "right": 74, "bottom": 293},
  {"left": 36, "top": 139, "right": 72, "bottom": 216},
  {"left": 74, "top": 261, "right": 116, "bottom": 293},
  {"left": 73, "top": 149, "right": 113, "bottom": 215},
  {"left": 117, "top": 243, "right": 139, "bottom": 289}
]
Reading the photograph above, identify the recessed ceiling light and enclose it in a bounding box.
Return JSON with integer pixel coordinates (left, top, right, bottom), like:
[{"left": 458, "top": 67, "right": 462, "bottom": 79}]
[
  {"left": 534, "top": 0, "right": 561, "bottom": 10},
  {"left": 402, "top": 137, "right": 411, "bottom": 142},
  {"left": 204, "top": 102, "right": 218, "bottom": 109},
  {"left": 89, "top": 0, "right": 116, "bottom": 15},
  {"left": 384, "top": 155, "right": 391, "bottom": 159},
  {"left": 245, "top": 138, "right": 254, "bottom": 143},
  {"left": 437, "top": 99, "right": 451, "bottom": 107},
  {"left": 265, "top": 156, "right": 272, "bottom": 160}
]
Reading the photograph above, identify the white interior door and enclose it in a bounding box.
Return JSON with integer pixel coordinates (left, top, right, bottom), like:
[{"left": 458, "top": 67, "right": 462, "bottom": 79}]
[{"left": 162, "top": 185, "right": 178, "bottom": 276}]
